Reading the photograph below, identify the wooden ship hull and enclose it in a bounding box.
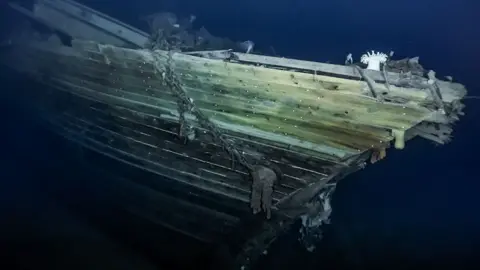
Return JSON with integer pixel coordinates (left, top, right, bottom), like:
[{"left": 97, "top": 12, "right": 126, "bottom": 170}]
[{"left": 1, "top": 0, "right": 467, "bottom": 268}]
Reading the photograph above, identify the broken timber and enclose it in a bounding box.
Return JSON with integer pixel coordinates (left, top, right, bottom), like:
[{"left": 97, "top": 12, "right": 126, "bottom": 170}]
[{"left": 1, "top": 1, "right": 468, "bottom": 269}]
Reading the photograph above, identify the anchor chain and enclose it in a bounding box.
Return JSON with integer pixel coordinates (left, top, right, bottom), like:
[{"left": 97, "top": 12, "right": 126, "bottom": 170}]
[
  {"left": 153, "top": 51, "right": 253, "bottom": 171},
  {"left": 151, "top": 51, "right": 282, "bottom": 218}
]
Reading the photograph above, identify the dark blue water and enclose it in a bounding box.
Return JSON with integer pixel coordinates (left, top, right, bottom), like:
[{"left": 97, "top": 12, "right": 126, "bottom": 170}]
[{"left": 1, "top": 0, "right": 480, "bottom": 269}]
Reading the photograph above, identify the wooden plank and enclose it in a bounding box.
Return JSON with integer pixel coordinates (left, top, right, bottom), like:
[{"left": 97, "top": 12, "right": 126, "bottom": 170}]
[
  {"left": 64, "top": 110, "right": 304, "bottom": 192},
  {"left": 44, "top": 86, "right": 340, "bottom": 212},
  {"left": 30, "top": 41, "right": 432, "bottom": 136},
  {"left": 225, "top": 52, "right": 466, "bottom": 104},
  {"left": 31, "top": 46, "right": 404, "bottom": 147},
  {"left": 60, "top": 112, "right": 290, "bottom": 200},
  {"left": 20, "top": 59, "right": 350, "bottom": 211},
  {"left": 33, "top": 68, "right": 338, "bottom": 171},
  {"left": 10, "top": 41, "right": 465, "bottom": 164},
  {"left": 95, "top": 44, "right": 436, "bottom": 130},
  {"left": 89, "top": 41, "right": 465, "bottom": 107},
  {"left": 11, "top": 42, "right": 428, "bottom": 170},
  {"left": 38, "top": 79, "right": 319, "bottom": 196},
  {"left": 29, "top": 3, "right": 129, "bottom": 47},
  {"left": 30, "top": 79, "right": 339, "bottom": 182},
  {"left": 47, "top": 124, "right": 232, "bottom": 242},
  {"left": 25, "top": 47, "right": 358, "bottom": 160},
  {"left": 68, "top": 126, "right": 252, "bottom": 217},
  {"left": 53, "top": 113, "right": 256, "bottom": 202},
  {"left": 27, "top": 0, "right": 457, "bottom": 108},
  {"left": 34, "top": 0, "right": 149, "bottom": 47},
  {"left": 50, "top": 80, "right": 345, "bottom": 177},
  {"left": 55, "top": 119, "right": 253, "bottom": 204},
  {"left": 33, "top": 103, "right": 254, "bottom": 207},
  {"left": 90, "top": 108, "right": 330, "bottom": 184},
  {"left": 28, "top": 91, "right": 256, "bottom": 237}
]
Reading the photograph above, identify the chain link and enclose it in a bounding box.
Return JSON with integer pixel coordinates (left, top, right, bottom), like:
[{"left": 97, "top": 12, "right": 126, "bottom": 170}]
[{"left": 151, "top": 51, "right": 255, "bottom": 172}]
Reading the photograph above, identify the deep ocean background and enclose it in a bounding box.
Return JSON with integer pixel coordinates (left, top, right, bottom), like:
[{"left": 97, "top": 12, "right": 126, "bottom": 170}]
[{"left": 1, "top": 0, "right": 480, "bottom": 269}]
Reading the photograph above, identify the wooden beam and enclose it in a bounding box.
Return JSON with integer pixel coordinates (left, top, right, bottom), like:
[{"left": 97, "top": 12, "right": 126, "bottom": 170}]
[{"left": 220, "top": 52, "right": 467, "bottom": 104}]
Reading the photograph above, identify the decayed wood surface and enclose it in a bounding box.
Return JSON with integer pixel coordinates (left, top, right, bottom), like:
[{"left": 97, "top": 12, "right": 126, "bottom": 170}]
[
  {"left": 2, "top": 39, "right": 467, "bottom": 215},
  {"left": 234, "top": 53, "right": 464, "bottom": 101},
  {"left": 33, "top": 40, "right": 448, "bottom": 157},
  {"left": 186, "top": 49, "right": 466, "bottom": 104},
  {"left": 76, "top": 41, "right": 466, "bottom": 152},
  {"left": 37, "top": 121, "right": 242, "bottom": 242},
  {"left": 5, "top": 41, "right": 327, "bottom": 208}
]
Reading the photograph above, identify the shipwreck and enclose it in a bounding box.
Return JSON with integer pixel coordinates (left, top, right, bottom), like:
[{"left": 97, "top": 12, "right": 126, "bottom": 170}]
[{"left": 1, "top": 0, "right": 468, "bottom": 268}]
